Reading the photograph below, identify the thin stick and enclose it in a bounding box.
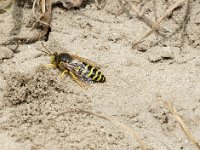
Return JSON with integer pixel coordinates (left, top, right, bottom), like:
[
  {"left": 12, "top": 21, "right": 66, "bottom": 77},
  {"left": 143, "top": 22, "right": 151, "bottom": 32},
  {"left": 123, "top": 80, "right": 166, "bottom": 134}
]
[
  {"left": 128, "top": 1, "right": 166, "bottom": 37},
  {"left": 153, "top": 0, "right": 158, "bottom": 21},
  {"left": 32, "top": 0, "right": 52, "bottom": 27},
  {"left": 132, "top": 0, "right": 187, "bottom": 48},
  {"left": 57, "top": 109, "right": 147, "bottom": 150},
  {"left": 165, "top": 101, "right": 200, "bottom": 150},
  {"left": 180, "top": 0, "right": 190, "bottom": 50},
  {"left": 32, "top": 0, "right": 38, "bottom": 21},
  {"left": 131, "top": 3, "right": 156, "bottom": 28},
  {"left": 41, "top": 0, "right": 46, "bottom": 14}
]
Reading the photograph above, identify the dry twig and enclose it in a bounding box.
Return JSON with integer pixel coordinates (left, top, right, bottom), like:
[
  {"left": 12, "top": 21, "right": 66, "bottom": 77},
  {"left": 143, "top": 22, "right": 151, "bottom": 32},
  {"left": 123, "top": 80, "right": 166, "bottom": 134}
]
[
  {"left": 132, "top": 0, "right": 187, "bottom": 49},
  {"left": 3, "top": 0, "right": 52, "bottom": 45},
  {"left": 165, "top": 101, "right": 200, "bottom": 150},
  {"left": 180, "top": 0, "right": 190, "bottom": 50},
  {"left": 153, "top": 0, "right": 157, "bottom": 22},
  {"left": 56, "top": 109, "right": 148, "bottom": 150},
  {"left": 130, "top": 3, "right": 155, "bottom": 28},
  {"left": 127, "top": 1, "right": 166, "bottom": 37}
]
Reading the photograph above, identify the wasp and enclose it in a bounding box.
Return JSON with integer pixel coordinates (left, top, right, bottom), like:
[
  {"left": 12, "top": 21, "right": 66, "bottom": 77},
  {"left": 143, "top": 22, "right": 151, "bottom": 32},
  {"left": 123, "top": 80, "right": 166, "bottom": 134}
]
[{"left": 39, "top": 43, "right": 106, "bottom": 87}]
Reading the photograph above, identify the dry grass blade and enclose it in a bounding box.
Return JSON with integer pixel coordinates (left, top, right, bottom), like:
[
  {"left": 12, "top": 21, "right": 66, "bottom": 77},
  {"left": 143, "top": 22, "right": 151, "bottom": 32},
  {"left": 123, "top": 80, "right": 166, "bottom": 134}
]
[
  {"left": 11, "top": 0, "right": 52, "bottom": 44},
  {"left": 130, "top": 3, "right": 154, "bottom": 28},
  {"left": 33, "top": 0, "right": 52, "bottom": 27},
  {"left": 153, "top": 0, "right": 157, "bottom": 21},
  {"left": 165, "top": 101, "right": 200, "bottom": 150},
  {"left": 57, "top": 109, "right": 147, "bottom": 150},
  {"left": 32, "top": 0, "right": 38, "bottom": 18},
  {"left": 40, "top": 0, "right": 52, "bottom": 27},
  {"left": 132, "top": 0, "right": 187, "bottom": 49},
  {"left": 41, "top": 0, "right": 46, "bottom": 14},
  {"left": 180, "top": 0, "right": 190, "bottom": 50},
  {"left": 128, "top": 1, "right": 166, "bottom": 37}
]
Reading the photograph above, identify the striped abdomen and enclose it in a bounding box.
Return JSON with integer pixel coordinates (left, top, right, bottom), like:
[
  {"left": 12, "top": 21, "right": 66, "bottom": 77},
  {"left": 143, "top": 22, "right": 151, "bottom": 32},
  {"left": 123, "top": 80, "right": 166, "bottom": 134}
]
[{"left": 82, "top": 63, "right": 106, "bottom": 83}]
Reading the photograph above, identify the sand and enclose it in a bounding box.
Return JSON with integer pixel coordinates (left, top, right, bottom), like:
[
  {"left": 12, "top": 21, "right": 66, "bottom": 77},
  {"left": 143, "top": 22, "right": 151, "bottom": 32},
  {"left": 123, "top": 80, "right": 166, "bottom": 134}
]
[{"left": 0, "top": 0, "right": 200, "bottom": 149}]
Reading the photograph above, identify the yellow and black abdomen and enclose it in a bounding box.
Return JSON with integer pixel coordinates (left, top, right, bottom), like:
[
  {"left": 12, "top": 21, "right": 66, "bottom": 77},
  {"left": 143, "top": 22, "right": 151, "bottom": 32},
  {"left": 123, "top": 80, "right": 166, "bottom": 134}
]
[{"left": 82, "top": 63, "right": 106, "bottom": 83}]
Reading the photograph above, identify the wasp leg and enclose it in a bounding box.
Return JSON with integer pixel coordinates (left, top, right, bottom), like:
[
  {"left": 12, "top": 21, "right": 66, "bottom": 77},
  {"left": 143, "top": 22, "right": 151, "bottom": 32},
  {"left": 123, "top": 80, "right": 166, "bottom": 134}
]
[
  {"left": 69, "top": 71, "right": 87, "bottom": 88},
  {"left": 61, "top": 70, "right": 69, "bottom": 77},
  {"left": 61, "top": 69, "right": 87, "bottom": 88},
  {"left": 45, "top": 64, "right": 57, "bottom": 69}
]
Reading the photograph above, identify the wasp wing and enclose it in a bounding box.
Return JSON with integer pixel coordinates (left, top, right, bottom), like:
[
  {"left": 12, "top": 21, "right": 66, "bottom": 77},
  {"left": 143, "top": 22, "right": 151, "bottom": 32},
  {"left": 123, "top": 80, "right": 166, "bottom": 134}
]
[
  {"left": 59, "top": 62, "right": 89, "bottom": 87},
  {"left": 70, "top": 54, "right": 102, "bottom": 69}
]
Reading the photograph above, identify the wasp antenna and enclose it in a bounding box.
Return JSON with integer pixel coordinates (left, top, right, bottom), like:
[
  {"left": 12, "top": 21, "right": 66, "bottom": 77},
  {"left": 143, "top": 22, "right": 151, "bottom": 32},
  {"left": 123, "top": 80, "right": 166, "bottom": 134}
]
[
  {"left": 41, "top": 42, "right": 52, "bottom": 55},
  {"left": 37, "top": 48, "right": 49, "bottom": 55}
]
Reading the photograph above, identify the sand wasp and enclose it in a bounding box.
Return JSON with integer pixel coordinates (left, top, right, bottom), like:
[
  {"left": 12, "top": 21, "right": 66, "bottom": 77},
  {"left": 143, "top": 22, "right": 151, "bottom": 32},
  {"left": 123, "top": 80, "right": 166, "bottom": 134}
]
[{"left": 39, "top": 43, "right": 106, "bottom": 87}]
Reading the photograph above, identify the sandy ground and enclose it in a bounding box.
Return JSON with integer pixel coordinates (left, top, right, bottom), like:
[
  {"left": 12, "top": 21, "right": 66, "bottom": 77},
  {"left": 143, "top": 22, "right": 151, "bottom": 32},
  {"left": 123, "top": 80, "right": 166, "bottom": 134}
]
[{"left": 0, "top": 0, "right": 200, "bottom": 149}]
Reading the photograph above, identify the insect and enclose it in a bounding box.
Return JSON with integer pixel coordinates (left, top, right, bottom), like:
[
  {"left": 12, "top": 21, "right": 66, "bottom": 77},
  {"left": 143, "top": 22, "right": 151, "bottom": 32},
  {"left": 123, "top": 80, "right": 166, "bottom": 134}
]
[{"left": 39, "top": 43, "right": 106, "bottom": 87}]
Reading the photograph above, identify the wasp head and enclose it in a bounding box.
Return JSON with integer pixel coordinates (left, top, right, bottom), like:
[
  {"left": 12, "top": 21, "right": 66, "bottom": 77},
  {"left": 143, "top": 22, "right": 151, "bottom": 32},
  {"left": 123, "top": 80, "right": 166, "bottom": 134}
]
[{"left": 50, "top": 52, "right": 58, "bottom": 65}]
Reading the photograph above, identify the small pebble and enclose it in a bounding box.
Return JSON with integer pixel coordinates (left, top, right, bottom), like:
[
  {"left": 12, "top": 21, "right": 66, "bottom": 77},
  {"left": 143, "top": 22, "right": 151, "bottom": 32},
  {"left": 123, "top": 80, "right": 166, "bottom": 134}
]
[{"left": 148, "top": 46, "right": 178, "bottom": 62}]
